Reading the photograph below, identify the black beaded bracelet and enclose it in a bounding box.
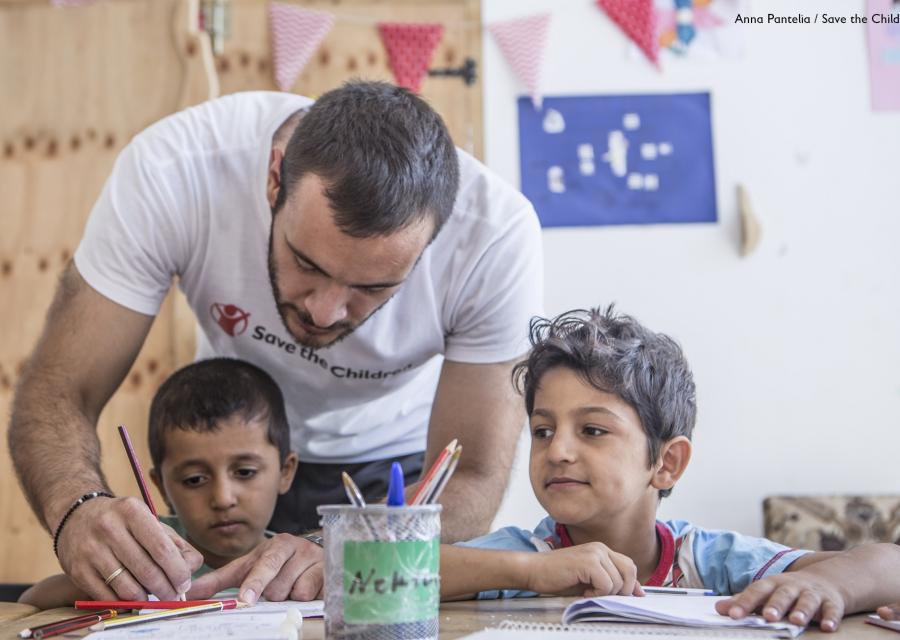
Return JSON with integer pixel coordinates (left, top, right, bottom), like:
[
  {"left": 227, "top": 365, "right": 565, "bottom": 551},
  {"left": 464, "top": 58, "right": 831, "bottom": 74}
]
[{"left": 53, "top": 491, "right": 114, "bottom": 558}]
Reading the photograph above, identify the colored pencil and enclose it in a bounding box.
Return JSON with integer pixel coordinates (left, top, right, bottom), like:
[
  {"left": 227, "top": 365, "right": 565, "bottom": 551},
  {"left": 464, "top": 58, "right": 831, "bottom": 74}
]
[
  {"left": 117, "top": 424, "right": 158, "bottom": 518},
  {"left": 119, "top": 424, "right": 187, "bottom": 599},
  {"left": 425, "top": 444, "right": 462, "bottom": 504},
  {"left": 341, "top": 471, "right": 366, "bottom": 507},
  {"left": 410, "top": 439, "right": 457, "bottom": 505},
  {"left": 19, "top": 609, "right": 117, "bottom": 639},
  {"left": 90, "top": 600, "right": 245, "bottom": 631},
  {"left": 75, "top": 599, "right": 234, "bottom": 610}
]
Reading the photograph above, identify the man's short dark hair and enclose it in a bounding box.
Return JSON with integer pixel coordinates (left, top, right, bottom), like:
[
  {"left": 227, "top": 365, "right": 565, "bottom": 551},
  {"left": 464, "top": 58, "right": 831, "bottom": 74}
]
[
  {"left": 148, "top": 358, "right": 290, "bottom": 469},
  {"left": 275, "top": 80, "right": 460, "bottom": 238},
  {"left": 513, "top": 305, "right": 696, "bottom": 498}
]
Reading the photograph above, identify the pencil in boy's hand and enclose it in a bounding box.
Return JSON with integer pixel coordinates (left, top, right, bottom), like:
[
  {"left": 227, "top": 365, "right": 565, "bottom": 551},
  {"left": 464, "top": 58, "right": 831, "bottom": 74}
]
[
  {"left": 18, "top": 609, "right": 117, "bottom": 639},
  {"left": 117, "top": 424, "right": 158, "bottom": 518},
  {"left": 341, "top": 471, "right": 366, "bottom": 507},
  {"left": 410, "top": 438, "right": 458, "bottom": 505}
]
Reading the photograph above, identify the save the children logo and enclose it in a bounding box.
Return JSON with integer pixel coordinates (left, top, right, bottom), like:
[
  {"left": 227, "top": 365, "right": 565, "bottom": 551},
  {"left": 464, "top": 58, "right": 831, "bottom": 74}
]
[{"left": 210, "top": 303, "right": 251, "bottom": 337}]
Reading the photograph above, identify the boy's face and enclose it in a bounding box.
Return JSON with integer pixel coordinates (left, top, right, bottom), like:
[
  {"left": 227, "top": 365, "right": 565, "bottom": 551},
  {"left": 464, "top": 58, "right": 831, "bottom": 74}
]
[
  {"left": 528, "top": 367, "right": 659, "bottom": 530},
  {"left": 150, "top": 416, "right": 297, "bottom": 568}
]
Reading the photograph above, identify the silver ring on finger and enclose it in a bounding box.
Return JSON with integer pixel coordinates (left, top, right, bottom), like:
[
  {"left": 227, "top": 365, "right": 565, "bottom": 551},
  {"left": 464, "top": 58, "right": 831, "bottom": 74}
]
[{"left": 104, "top": 566, "right": 126, "bottom": 586}]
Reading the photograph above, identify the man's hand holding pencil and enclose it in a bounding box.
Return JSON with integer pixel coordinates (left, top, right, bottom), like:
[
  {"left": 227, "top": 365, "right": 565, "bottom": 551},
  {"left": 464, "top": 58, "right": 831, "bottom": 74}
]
[{"left": 54, "top": 495, "right": 203, "bottom": 601}]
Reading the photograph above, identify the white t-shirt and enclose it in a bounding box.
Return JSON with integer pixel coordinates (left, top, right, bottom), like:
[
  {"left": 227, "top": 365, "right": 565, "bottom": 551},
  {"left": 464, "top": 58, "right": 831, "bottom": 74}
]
[{"left": 75, "top": 91, "right": 543, "bottom": 463}]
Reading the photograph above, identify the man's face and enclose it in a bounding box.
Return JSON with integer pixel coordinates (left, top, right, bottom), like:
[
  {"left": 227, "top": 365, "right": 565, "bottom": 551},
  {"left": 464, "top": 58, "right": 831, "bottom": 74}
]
[{"left": 268, "top": 173, "right": 434, "bottom": 349}]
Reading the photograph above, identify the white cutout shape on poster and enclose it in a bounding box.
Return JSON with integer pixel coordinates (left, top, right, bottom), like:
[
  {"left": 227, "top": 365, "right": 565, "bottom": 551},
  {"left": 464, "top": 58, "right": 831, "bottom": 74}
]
[
  {"left": 578, "top": 143, "right": 596, "bottom": 175},
  {"left": 543, "top": 109, "right": 566, "bottom": 134},
  {"left": 627, "top": 173, "right": 644, "bottom": 189},
  {"left": 641, "top": 143, "right": 658, "bottom": 160},
  {"left": 602, "top": 131, "right": 628, "bottom": 177},
  {"left": 643, "top": 174, "right": 660, "bottom": 190},
  {"left": 623, "top": 113, "right": 641, "bottom": 130},
  {"left": 547, "top": 166, "right": 566, "bottom": 193},
  {"left": 659, "top": 142, "right": 674, "bottom": 155}
]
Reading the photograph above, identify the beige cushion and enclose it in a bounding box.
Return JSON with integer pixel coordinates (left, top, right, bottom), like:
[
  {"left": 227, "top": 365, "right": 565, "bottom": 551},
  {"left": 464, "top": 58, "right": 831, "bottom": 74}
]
[{"left": 763, "top": 495, "right": 900, "bottom": 551}]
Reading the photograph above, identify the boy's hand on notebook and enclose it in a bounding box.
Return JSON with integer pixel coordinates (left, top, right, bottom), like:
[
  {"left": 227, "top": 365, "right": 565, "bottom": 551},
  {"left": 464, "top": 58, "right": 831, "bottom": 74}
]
[
  {"left": 879, "top": 604, "right": 900, "bottom": 621},
  {"left": 57, "top": 496, "right": 203, "bottom": 601},
  {"left": 188, "top": 533, "right": 323, "bottom": 603},
  {"left": 525, "top": 542, "right": 643, "bottom": 597},
  {"left": 714, "top": 572, "right": 845, "bottom": 632}
]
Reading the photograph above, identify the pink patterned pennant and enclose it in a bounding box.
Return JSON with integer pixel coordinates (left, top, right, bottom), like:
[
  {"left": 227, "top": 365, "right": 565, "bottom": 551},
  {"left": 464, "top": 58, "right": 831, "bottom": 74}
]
[
  {"left": 269, "top": 2, "right": 335, "bottom": 92},
  {"left": 488, "top": 13, "right": 551, "bottom": 109},
  {"left": 378, "top": 23, "right": 444, "bottom": 93},
  {"left": 597, "top": 0, "right": 659, "bottom": 66},
  {"left": 867, "top": 0, "right": 900, "bottom": 110}
]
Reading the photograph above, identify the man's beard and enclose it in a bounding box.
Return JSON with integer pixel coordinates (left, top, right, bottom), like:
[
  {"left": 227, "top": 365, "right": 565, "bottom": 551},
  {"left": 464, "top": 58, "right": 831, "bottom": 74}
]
[{"left": 266, "top": 222, "right": 390, "bottom": 349}]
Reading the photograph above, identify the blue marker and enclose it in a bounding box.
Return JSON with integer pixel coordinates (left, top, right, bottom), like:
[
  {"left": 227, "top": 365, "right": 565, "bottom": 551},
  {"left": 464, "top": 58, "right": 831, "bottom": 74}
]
[{"left": 387, "top": 462, "right": 405, "bottom": 506}]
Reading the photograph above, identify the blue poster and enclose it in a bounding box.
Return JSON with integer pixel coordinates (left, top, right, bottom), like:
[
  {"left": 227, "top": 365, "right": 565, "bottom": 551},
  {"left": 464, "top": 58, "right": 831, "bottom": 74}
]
[{"left": 518, "top": 93, "right": 717, "bottom": 228}]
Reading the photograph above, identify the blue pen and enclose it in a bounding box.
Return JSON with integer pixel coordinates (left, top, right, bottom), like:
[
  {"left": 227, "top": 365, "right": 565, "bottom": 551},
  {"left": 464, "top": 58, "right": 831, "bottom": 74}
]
[
  {"left": 387, "top": 461, "right": 405, "bottom": 506},
  {"left": 642, "top": 586, "right": 715, "bottom": 596}
]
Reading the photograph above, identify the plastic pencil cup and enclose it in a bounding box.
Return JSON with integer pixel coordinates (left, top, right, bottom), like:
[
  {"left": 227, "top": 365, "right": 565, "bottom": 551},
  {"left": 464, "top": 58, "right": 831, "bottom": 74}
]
[{"left": 317, "top": 504, "right": 441, "bottom": 640}]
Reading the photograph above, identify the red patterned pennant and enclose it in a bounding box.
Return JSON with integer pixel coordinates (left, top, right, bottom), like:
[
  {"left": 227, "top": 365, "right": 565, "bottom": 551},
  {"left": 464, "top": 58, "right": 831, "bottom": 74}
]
[
  {"left": 597, "top": 0, "right": 659, "bottom": 66},
  {"left": 269, "top": 2, "right": 335, "bottom": 92},
  {"left": 488, "top": 13, "right": 551, "bottom": 109},
  {"left": 378, "top": 23, "right": 444, "bottom": 93}
]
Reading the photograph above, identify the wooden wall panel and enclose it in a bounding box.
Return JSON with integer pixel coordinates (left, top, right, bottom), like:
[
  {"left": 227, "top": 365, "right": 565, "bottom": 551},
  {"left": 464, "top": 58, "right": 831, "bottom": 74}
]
[
  {"left": 0, "top": 0, "right": 215, "bottom": 583},
  {"left": 1, "top": 0, "right": 482, "bottom": 584},
  {"left": 215, "top": 0, "right": 484, "bottom": 157}
]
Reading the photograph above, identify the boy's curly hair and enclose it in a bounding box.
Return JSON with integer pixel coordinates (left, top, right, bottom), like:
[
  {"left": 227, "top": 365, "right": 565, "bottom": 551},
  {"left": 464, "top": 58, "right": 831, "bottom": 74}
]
[{"left": 513, "top": 305, "right": 696, "bottom": 498}]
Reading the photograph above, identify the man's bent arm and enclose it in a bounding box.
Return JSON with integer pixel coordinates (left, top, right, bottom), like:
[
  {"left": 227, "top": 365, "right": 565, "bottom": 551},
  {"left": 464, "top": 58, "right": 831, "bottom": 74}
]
[
  {"left": 421, "top": 358, "right": 525, "bottom": 542},
  {"left": 9, "top": 263, "right": 152, "bottom": 529},
  {"left": 8, "top": 263, "right": 201, "bottom": 600}
]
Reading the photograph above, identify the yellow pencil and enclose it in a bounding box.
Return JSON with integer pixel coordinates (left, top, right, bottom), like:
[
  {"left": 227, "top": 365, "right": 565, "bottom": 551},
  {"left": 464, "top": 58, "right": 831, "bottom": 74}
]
[{"left": 89, "top": 601, "right": 248, "bottom": 631}]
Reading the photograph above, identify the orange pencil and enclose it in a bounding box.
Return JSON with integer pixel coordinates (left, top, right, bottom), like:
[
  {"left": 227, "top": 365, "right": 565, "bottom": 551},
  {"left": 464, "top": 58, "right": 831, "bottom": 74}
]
[{"left": 410, "top": 439, "right": 457, "bottom": 505}]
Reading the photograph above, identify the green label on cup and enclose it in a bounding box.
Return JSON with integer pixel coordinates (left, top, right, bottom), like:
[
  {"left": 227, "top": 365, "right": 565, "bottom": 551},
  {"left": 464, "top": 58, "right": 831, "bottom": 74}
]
[{"left": 342, "top": 539, "right": 440, "bottom": 624}]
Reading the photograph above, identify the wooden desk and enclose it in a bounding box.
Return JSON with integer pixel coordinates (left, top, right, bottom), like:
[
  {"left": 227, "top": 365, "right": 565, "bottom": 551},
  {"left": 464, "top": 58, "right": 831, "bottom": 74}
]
[{"left": 0, "top": 598, "right": 894, "bottom": 639}]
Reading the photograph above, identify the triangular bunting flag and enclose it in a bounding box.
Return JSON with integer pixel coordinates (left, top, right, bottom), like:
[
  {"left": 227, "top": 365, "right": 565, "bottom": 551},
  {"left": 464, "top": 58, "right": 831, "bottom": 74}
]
[
  {"left": 269, "top": 2, "right": 335, "bottom": 92},
  {"left": 488, "top": 13, "right": 551, "bottom": 109},
  {"left": 377, "top": 23, "right": 444, "bottom": 93},
  {"left": 597, "top": 0, "right": 659, "bottom": 66}
]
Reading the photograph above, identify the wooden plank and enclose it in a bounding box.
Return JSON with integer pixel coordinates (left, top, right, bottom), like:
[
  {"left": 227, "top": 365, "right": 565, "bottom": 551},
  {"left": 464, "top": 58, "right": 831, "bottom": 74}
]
[
  {"left": 0, "top": 0, "right": 214, "bottom": 583},
  {"left": 215, "top": 0, "right": 483, "bottom": 157}
]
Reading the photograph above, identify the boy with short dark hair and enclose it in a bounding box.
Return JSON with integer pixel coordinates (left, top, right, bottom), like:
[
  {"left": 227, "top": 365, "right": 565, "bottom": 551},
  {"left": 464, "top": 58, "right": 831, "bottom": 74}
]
[
  {"left": 20, "top": 358, "right": 298, "bottom": 607},
  {"left": 440, "top": 306, "right": 900, "bottom": 632}
]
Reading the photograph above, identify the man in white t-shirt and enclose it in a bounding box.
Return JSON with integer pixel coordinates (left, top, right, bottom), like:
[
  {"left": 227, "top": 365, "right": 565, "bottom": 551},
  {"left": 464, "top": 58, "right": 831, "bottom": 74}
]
[{"left": 9, "top": 81, "right": 543, "bottom": 604}]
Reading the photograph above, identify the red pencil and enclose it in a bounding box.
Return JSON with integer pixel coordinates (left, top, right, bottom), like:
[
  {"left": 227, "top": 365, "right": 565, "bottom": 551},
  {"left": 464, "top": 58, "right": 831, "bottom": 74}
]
[
  {"left": 19, "top": 609, "right": 117, "bottom": 639},
  {"left": 410, "top": 439, "right": 457, "bottom": 505},
  {"left": 117, "top": 424, "right": 158, "bottom": 517},
  {"left": 75, "top": 599, "right": 233, "bottom": 610}
]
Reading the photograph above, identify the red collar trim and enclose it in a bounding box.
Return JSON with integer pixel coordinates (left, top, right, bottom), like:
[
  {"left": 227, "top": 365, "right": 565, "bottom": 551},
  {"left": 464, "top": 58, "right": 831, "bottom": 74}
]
[
  {"left": 553, "top": 521, "right": 674, "bottom": 587},
  {"left": 646, "top": 521, "right": 674, "bottom": 586},
  {"left": 554, "top": 522, "right": 575, "bottom": 548}
]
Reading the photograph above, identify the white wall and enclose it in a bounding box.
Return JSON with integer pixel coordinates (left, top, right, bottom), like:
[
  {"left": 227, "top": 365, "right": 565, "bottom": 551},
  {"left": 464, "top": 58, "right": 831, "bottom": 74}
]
[{"left": 484, "top": 0, "right": 900, "bottom": 537}]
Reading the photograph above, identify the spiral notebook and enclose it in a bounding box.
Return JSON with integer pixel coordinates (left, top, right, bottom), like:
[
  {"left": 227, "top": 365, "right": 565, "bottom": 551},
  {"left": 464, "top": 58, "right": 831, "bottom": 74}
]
[
  {"left": 461, "top": 594, "right": 804, "bottom": 639},
  {"left": 562, "top": 595, "right": 803, "bottom": 637},
  {"left": 463, "top": 621, "right": 796, "bottom": 639}
]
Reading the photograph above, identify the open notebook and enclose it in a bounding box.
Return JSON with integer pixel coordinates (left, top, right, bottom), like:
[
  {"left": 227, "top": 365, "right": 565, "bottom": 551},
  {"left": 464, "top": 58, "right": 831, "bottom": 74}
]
[
  {"left": 561, "top": 595, "right": 804, "bottom": 638},
  {"left": 463, "top": 621, "right": 798, "bottom": 639}
]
